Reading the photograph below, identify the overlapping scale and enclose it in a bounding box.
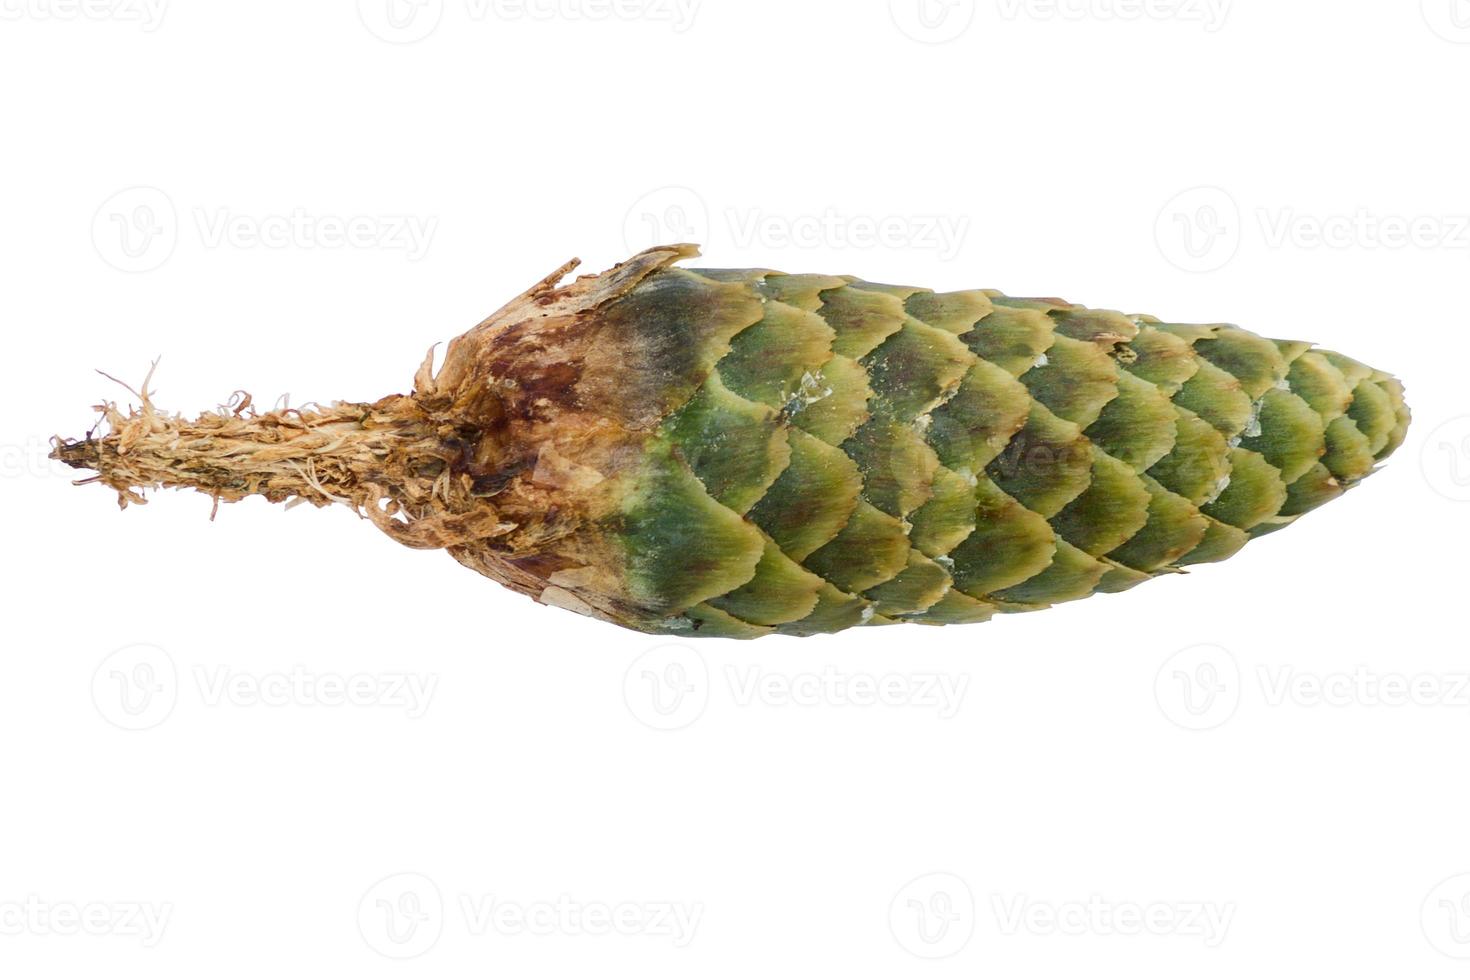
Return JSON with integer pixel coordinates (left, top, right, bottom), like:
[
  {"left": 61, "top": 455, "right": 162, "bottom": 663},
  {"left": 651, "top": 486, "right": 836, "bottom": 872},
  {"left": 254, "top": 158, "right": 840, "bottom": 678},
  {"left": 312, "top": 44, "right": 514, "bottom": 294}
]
[{"left": 616, "top": 262, "right": 1407, "bottom": 637}]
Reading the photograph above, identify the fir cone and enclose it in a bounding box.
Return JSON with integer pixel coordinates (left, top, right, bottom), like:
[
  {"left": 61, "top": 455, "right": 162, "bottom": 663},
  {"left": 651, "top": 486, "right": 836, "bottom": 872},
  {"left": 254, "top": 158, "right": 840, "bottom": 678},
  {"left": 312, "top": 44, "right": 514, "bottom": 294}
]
[{"left": 53, "top": 245, "right": 1409, "bottom": 638}]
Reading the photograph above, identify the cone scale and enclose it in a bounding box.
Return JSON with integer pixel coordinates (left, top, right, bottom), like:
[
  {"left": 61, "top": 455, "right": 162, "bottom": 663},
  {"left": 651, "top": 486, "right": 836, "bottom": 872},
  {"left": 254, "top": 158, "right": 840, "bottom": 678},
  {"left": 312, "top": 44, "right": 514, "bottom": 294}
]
[{"left": 52, "top": 245, "right": 1409, "bottom": 638}]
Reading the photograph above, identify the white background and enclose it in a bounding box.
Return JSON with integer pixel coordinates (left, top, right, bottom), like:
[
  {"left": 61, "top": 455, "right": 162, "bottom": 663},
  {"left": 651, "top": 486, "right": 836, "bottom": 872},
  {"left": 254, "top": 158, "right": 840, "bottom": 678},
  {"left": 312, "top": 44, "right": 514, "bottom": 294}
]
[{"left": 2, "top": 0, "right": 1468, "bottom": 976}]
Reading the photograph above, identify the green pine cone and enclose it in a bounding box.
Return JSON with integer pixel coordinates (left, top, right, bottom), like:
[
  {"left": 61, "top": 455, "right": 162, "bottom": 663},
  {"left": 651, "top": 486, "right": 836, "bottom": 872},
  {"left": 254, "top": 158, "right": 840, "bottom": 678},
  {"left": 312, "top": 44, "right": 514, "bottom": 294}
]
[
  {"left": 573, "top": 247, "right": 1407, "bottom": 637},
  {"left": 53, "top": 245, "right": 1409, "bottom": 639}
]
